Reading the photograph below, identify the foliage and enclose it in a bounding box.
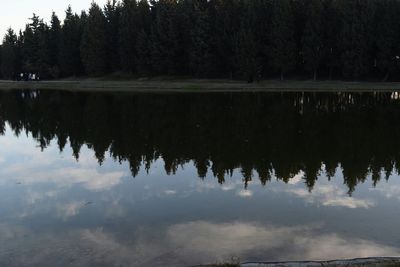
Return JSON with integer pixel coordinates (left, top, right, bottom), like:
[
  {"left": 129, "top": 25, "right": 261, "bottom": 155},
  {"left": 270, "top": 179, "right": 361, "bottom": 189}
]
[
  {"left": 1, "top": 29, "right": 18, "bottom": 79},
  {"left": 81, "top": 3, "right": 108, "bottom": 76},
  {"left": 269, "top": 0, "right": 296, "bottom": 80},
  {"left": 59, "top": 6, "right": 85, "bottom": 77},
  {"left": 302, "top": 0, "right": 324, "bottom": 80},
  {"left": 2, "top": 0, "right": 400, "bottom": 81}
]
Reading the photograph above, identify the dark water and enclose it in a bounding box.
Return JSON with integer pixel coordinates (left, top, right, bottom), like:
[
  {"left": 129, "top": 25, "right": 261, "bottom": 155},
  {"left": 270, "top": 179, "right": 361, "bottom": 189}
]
[{"left": 0, "top": 90, "right": 400, "bottom": 266}]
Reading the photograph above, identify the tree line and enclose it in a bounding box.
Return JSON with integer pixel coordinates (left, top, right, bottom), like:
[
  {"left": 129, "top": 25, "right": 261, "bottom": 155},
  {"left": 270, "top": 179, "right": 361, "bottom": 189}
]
[
  {"left": 1, "top": 90, "right": 400, "bottom": 193},
  {"left": 1, "top": 0, "right": 400, "bottom": 82}
]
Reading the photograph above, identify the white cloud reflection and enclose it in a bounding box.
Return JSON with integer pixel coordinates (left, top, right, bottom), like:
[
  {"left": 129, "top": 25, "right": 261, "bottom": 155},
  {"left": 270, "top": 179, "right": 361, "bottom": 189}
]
[
  {"left": 165, "top": 221, "right": 399, "bottom": 262},
  {"left": 164, "top": 190, "right": 177, "bottom": 195},
  {"left": 371, "top": 184, "right": 400, "bottom": 201},
  {"left": 237, "top": 189, "right": 253, "bottom": 198},
  {"left": 1, "top": 221, "right": 398, "bottom": 267},
  {"left": 0, "top": 125, "right": 126, "bottom": 192},
  {"left": 280, "top": 185, "right": 375, "bottom": 209},
  {"left": 5, "top": 166, "right": 125, "bottom": 192},
  {"left": 288, "top": 171, "right": 305, "bottom": 185}
]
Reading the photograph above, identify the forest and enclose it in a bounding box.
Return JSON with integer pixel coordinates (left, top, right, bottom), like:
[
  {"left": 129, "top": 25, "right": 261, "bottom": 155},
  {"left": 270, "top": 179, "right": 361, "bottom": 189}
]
[{"left": 1, "top": 0, "right": 400, "bottom": 82}]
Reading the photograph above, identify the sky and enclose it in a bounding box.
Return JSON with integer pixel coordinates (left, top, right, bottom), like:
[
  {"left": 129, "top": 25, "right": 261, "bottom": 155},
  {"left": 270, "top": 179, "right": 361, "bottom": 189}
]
[{"left": 0, "top": 0, "right": 108, "bottom": 38}]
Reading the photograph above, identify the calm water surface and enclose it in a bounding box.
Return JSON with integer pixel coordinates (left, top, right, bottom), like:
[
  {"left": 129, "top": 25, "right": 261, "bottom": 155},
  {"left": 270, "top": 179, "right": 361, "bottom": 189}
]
[{"left": 0, "top": 90, "right": 400, "bottom": 266}]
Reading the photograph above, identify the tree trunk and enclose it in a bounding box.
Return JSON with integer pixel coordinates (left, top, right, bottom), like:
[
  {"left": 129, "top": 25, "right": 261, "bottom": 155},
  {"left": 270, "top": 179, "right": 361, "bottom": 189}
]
[
  {"left": 382, "top": 71, "right": 389, "bottom": 82},
  {"left": 313, "top": 69, "right": 317, "bottom": 81},
  {"left": 329, "top": 67, "right": 333, "bottom": 80},
  {"left": 280, "top": 70, "right": 284, "bottom": 81},
  {"left": 247, "top": 74, "right": 254, "bottom": 83}
]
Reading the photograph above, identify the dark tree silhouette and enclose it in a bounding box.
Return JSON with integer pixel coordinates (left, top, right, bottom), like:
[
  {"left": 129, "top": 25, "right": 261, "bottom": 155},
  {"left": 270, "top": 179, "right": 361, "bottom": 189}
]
[
  {"left": 81, "top": 3, "right": 108, "bottom": 76},
  {"left": 2, "top": 0, "right": 400, "bottom": 81},
  {"left": 1, "top": 29, "right": 18, "bottom": 79},
  {"left": 269, "top": 0, "right": 296, "bottom": 80},
  {"left": 59, "top": 6, "right": 85, "bottom": 77}
]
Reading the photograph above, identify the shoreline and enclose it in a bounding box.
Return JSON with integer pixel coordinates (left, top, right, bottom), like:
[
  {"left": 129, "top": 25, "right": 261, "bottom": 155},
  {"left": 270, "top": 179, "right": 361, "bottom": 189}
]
[
  {"left": 1, "top": 79, "right": 400, "bottom": 92},
  {"left": 199, "top": 257, "right": 400, "bottom": 267},
  {"left": 239, "top": 257, "right": 400, "bottom": 267}
]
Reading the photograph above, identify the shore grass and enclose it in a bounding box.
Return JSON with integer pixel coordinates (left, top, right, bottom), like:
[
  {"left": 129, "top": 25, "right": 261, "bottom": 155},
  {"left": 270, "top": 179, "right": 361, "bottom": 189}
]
[{"left": 1, "top": 79, "right": 400, "bottom": 92}]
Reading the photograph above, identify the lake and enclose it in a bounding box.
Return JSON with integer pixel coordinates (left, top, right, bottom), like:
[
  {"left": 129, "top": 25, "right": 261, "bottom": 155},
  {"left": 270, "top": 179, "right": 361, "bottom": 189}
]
[{"left": 0, "top": 90, "right": 399, "bottom": 266}]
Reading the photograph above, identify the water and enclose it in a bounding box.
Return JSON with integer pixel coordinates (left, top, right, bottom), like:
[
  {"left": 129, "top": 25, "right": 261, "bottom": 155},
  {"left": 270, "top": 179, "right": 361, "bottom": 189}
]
[{"left": 0, "top": 90, "right": 399, "bottom": 266}]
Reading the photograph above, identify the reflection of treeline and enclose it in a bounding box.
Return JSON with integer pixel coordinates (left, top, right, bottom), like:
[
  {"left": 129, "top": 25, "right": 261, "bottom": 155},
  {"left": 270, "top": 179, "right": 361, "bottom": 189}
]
[
  {"left": 0, "top": 91, "right": 399, "bottom": 193},
  {"left": 2, "top": 0, "right": 400, "bottom": 82}
]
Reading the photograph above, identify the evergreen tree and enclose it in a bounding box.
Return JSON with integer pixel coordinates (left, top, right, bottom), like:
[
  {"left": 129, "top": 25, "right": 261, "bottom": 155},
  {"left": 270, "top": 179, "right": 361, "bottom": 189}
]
[
  {"left": 235, "top": 24, "right": 258, "bottom": 83},
  {"left": 48, "top": 12, "right": 61, "bottom": 78},
  {"left": 59, "top": 6, "right": 83, "bottom": 77},
  {"left": 321, "top": 0, "right": 341, "bottom": 79},
  {"left": 81, "top": 3, "right": 108, "bottom": 76},
  {"left": 375, "top": 0, "right": 400, "bottom": 81},
  {"left": 36, "top": 20, "right": 51, "bottom": 77},
  {"left": 1, "top": 29, "right": 18, "bottom": 79},
  {"left": 302, "top": 0, "right": 324, "bottom": 80},
  {"left": 249, "top": 0, "right": 272, "bottom": 79},
  {"left": 2, "top": 0, "right": 400, "bottom": 81},
  {"left": 189, "top": 0, "right": 213, "bottom": 77},
  {"left": 174, "top": 0, "right": 192, "bottom": 74},
  {"left": 291, "top": 0, "right": 309, "bottom": 73},
  {"left": 119, "top": 0, "right": 138, "bottom": 72},
  {"left": 234, "top": 2, "right": 260, "bottom": 82},
  {"left": 137, "top": 0, "right": 152, "bottom": 32},
  {"left": 339, "top": 0, "right": 375, "bottom": 79},
  {"left": 135, "top": 0, "right": 152, "bottom": 75},
  {"left": 21, "top": 14, "right": 41, "bottom": 72},
  {"left": 104, "top": 0, "right": 121, "bottom": 72},
  {"left": 136, "top": 29, "right": 152, "bottom": 76},
  {"left": 150, "top": 0, "right": 183, "bottom": 75},
  {"left": 213, "top": 0, "right": 244, "bottom": 78},
  {"left": 269, "top": 0, "right": 296, "bottom": 80}
]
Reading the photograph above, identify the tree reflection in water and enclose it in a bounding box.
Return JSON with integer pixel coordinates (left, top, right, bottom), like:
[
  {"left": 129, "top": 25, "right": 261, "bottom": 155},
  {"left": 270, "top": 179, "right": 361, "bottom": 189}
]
[{"left": 1, "top": 90, "right": 399, "bottom": 194}]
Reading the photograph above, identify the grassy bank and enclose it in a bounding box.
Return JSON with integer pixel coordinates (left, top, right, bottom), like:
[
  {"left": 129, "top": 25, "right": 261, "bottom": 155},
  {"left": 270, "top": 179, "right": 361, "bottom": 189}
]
[{"left": 1, "top": 79, "right": 400, "bottom": 92}]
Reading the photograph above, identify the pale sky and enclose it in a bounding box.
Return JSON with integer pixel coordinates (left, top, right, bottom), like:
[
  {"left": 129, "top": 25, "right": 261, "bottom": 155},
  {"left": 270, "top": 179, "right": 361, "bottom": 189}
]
[{"left": 0, "top": 0, "right": 108, "bottom": 38}]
